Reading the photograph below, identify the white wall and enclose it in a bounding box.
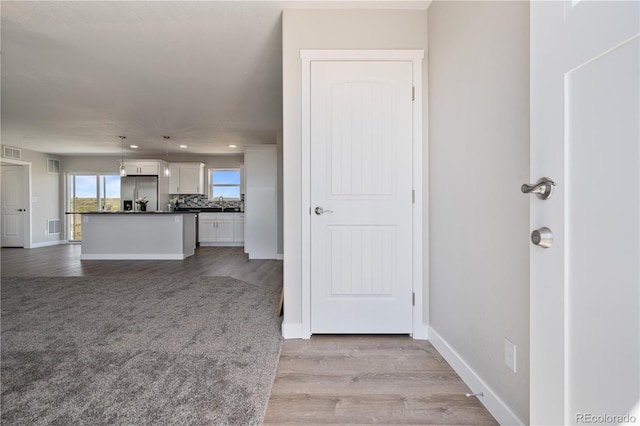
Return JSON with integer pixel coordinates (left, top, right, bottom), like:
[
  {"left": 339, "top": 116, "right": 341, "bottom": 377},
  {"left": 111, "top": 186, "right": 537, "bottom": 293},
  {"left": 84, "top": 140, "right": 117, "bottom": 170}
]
[
  {"left": 282, "top": 9, "right": 429, "bottom": 335},
  {"left": 427, "top": 1, "right": 530, "bottom": 423}
]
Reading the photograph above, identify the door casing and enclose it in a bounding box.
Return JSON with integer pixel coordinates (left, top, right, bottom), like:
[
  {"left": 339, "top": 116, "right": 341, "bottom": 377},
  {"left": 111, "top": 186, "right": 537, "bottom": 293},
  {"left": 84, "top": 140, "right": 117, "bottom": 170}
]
[
  {"left": 0, "top": 159, "right": 32, "bottom": 248},
  {"left": 300, "top": 49, "right": 426, "bottom": 339}
]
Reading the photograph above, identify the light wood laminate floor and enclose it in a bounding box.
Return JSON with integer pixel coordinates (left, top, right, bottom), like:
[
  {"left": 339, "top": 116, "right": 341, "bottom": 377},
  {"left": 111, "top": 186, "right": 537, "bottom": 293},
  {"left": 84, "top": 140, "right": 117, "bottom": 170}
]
[
  {"left": 1, "top": 245, "right": 497, "bottom": 425},
  {"left": 264, "top": 336, "right": 497, "bottom": 425}
]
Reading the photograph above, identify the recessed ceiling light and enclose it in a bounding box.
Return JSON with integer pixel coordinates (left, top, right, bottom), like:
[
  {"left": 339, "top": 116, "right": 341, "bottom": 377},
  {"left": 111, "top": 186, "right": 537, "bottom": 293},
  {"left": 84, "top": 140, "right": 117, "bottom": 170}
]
[
  {"left": 130, "top": 145, "right": 138, "bottom": 149},
  {"left": 229, "top": 144, "right": 237, "bottom": 148},
  {"left": 179, "top": 145, "right": 187, "bottom": 148}
]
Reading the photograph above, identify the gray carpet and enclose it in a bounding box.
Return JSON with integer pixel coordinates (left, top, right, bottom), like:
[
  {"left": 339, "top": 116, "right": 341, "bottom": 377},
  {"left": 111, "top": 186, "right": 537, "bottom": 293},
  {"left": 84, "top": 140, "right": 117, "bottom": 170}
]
[{"left": 1, "top": 276, "right": 283, "bottom": 425}]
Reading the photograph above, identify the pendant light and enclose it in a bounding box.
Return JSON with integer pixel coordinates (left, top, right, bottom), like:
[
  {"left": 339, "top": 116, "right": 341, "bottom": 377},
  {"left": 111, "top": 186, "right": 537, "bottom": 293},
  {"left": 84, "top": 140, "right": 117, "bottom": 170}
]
[
  {"left": 163, "top": 136, "right": 171, "bottom": 177},
  {"left": 119, "top": 136, "right": 127, "bottom": 177}
]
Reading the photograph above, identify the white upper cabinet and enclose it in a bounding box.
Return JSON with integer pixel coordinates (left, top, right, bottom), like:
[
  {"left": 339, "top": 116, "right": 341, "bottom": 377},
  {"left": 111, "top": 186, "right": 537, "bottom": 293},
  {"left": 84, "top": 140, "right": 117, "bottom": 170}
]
[
  {"left": 121, "top": 160, "right": 163, "bottom": 175},
  {"left": 169, "top": 163, "right": 205, "bottom": 194}
]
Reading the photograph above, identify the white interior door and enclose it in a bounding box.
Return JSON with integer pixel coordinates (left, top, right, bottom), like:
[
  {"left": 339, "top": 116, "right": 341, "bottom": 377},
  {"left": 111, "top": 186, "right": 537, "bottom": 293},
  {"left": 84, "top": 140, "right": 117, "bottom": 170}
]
[
  {"left": 530, "top": 1, "right": 639, "bottom": 424},
  {"left": 310, "top": 60, "right": 413, "bottom": 334},
  {"left": 1, "top": 165, "right": 26, "bottom": 247}
]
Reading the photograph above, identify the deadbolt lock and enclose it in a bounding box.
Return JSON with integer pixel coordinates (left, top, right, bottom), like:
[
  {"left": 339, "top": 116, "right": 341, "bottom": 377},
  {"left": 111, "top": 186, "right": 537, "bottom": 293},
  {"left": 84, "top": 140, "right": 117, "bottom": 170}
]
[{"left": 531, "top": 227, "right": 553, "bottom": 248}]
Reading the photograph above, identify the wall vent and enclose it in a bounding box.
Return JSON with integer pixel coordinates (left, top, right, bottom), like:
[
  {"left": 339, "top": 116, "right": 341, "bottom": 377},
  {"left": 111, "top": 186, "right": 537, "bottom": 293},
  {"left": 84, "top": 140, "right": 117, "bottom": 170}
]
[
  {"left": 3, "top": 146, "right": 21, "bottom": 160},
  {"left": 47, "top": 219, "right": 61, "bottom": 235},
  {"left": 47, "top": 158, "right": 60, "bottom": 174}
]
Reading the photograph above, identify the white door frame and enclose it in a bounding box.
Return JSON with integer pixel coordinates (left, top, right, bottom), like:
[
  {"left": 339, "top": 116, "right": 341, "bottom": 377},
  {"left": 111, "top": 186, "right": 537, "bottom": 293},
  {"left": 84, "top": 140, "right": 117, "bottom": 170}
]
[
  {"left": 0, "top": 158, "right": 33, "bottom": 248},
  {"left": 300, "top": 49, "right": 426, "bottom": 339}
]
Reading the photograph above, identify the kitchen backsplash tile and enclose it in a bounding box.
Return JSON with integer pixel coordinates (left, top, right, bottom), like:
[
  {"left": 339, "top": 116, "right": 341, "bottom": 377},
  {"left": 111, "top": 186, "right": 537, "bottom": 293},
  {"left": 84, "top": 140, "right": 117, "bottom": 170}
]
[{"left": 173, "top": 194, "right": 242, "bottom": 209}]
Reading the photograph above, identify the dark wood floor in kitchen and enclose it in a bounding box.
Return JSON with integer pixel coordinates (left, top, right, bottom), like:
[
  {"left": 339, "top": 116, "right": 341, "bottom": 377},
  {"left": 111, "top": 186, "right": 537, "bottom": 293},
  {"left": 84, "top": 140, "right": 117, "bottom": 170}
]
[
  {"left": 0, "top": 244, "right": 280, "bottom": 288},
  {"left": 1, "top": 245, "right": 497, "bottom": 425}
]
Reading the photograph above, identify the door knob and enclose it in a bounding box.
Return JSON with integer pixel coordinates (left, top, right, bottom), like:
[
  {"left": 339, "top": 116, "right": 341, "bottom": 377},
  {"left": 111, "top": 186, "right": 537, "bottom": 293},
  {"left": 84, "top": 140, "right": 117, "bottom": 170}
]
[
  {"left": 314, "top": 206, "right": 333, "bottom": 215},
  {"left": 531, "top": 227, "right": 553, "bottom": 248},
  {"left": 521, "top": 177, "right": 556, "bottom": 200}
]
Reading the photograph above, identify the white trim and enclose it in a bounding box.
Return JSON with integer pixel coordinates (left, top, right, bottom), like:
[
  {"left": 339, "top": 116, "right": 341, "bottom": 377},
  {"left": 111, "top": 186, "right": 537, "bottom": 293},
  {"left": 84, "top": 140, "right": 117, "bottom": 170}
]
[
  {"left": 30, "top": 240, "right": 67, "bottom": 248},
  {"left": 276, "top": 253, "right": 284, "bottom": 260},
  {"left": 300, "top": 49, "right": 425, "bottom": 61},
  {"left": 301, "top": 50, "right": 313, "bottom": 339},
  {"left": 79, "top": 253, "right": 190, "bottom": 260},
  {"left": 1, "top": 158, "right": 33, "bottom": 248},
  {"left": 300, "top": 49, "right": 425, "bottom": 339},
  {"left": 243, "top": 0, "right": 433, "bottom": 9},
  {"left": 282, "top": 322, "right": 303, "bottom": 339},
  {"left": 411, "top": 51, "right": 427, "bottom": 340},
  {"left": 429, "top": 327, "right": 524, "bottom": 426},
  {"left": 198, "top": 242, "right": 244, "bottom": 247},
  {"left": 412, "top": 322, "right": 429, "bottom": 340}
]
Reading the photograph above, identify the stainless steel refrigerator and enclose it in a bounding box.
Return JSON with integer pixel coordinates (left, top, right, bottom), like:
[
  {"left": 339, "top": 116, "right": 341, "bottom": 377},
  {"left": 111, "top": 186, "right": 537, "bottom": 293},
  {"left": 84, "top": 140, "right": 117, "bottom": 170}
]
[{"left": 121, "top": 176, "right": 158, "bottom": 211}]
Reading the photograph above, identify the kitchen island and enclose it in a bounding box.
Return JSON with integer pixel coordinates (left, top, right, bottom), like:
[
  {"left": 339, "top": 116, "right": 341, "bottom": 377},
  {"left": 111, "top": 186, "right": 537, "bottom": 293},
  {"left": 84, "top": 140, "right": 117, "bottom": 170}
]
[{"left": 75, "top": 211, "right": 197, "bottom": 260}]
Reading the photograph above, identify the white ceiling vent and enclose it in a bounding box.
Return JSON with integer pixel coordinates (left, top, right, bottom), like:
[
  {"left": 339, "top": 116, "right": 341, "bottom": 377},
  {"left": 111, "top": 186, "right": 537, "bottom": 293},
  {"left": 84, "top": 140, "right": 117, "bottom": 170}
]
[{"left": 3, "top": 146, "right": 21, "bottom": 160}]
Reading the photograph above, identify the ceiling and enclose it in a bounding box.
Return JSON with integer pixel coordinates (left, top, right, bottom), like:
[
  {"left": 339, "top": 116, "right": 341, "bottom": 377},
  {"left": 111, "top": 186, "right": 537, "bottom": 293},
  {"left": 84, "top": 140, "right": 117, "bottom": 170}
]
[{"left": 1, "top": 0, "right": 429, "bottom": 157}]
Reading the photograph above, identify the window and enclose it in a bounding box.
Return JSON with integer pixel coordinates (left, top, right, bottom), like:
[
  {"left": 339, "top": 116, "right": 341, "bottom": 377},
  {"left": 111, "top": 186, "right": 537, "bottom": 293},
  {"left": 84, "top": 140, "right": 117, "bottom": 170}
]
[
  {"left": 67, "top": 174, "right": 121, "bottom": 241},
  {"left": 210, "top": 169, "right": 241, "bottom": 200}
]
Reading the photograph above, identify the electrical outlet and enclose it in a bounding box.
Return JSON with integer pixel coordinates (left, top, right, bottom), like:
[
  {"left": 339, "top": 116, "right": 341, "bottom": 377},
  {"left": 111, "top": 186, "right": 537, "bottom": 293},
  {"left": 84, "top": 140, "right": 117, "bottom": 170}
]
[{"left": 504, "top": 338, "right": 516, "bottom": 373}]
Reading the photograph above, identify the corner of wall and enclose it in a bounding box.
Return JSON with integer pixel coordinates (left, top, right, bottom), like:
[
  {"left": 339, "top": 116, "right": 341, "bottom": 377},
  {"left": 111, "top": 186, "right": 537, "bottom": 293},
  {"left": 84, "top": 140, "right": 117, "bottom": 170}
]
[{"left": 429, "top": 327, "right": 525, "bottom": 426}]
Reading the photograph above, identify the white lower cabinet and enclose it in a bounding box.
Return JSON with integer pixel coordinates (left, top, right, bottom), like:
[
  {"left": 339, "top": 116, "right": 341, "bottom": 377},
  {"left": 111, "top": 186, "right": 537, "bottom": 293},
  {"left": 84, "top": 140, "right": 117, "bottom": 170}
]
[
  {"left": 199, "top": 213, "right": 244, "bottom": 246},
  {"left": 216, "top": 215, "right": 235, "bottom": 243},
  {"left": 198, "top": 217, "right": 217, "bottom": 242},
  {"left": 234, "top": 214, "right": 244, "bottom": 243}
]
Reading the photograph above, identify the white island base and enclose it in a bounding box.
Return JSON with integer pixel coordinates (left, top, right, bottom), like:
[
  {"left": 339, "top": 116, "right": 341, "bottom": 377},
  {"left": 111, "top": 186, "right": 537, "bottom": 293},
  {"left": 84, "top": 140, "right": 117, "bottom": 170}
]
[{"left": 79, "top": 212, "right": 197, "bottom": 260}]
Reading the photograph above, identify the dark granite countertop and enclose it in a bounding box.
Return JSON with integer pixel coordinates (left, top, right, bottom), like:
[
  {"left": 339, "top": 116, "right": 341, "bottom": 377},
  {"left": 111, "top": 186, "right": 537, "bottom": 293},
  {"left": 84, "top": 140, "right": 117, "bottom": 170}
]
[{"left": 65, "top": 211, "right": 199, "bottom": 215}]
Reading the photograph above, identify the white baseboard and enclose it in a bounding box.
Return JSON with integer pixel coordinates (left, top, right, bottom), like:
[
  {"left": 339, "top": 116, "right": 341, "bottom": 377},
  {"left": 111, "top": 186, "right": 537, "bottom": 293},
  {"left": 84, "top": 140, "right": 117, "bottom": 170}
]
[
  {"left": 248, "top": 254, "right": 281, "bottom": 260},
  {"left": 276, "top": 253, "right": 283, "bottom": 260},
  {"left": 428, "top": 327, "right": 524, "bottom": 426},
  {"left": 282, "top": 322, "right": 303, "bottom": 339},
  {"left": 80, "top": 253, "right": 188, "bottom": 260},
  {"left": 412, "top": 321, "right": 429, "bottom": 340},
  {"left": 29, "top": 240, "right": 67, "bottom": 248}
]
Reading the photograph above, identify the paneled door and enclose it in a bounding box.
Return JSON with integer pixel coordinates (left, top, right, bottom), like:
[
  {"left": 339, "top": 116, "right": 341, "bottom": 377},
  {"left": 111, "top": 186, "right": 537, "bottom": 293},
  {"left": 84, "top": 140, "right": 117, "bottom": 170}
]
[
  {"left": 310, "top": 60, "right": 414, "bottom": 334},
  {"left": 530, "top": 1, "right": 639, "bottom": 423},
  {"left": 1, "top": 165, "right": 26, "bottom": 247}
]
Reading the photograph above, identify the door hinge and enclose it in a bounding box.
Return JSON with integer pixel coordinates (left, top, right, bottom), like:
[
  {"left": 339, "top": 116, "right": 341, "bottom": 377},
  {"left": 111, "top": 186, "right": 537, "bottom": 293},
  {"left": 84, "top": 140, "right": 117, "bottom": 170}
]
[
  {"left": 412, "top": 292, "right": 416, "bottom": 306},
  {"left": 412, "top": 189, "right": 415, "bottom": 204},
  {"left": 412, "top": 86, "right": 415, "bottom": 101}
]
